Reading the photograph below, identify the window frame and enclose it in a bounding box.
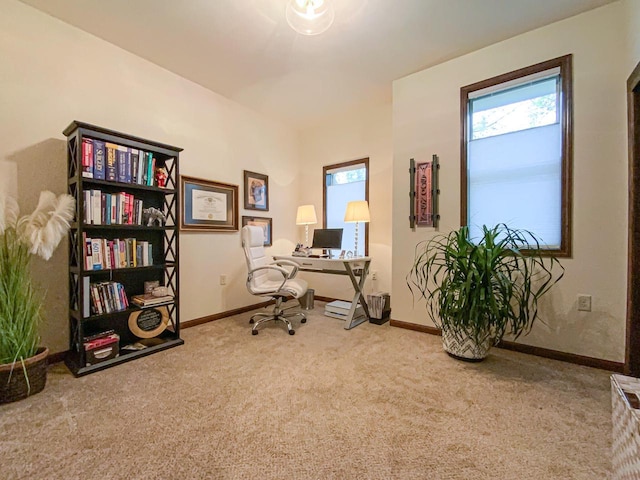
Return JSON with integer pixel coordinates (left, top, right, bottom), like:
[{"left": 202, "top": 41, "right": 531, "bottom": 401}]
[
  {"left": 323, "top": 158, "right": 370, "bottom": 256},
  {"left": 460, "top": 54, "right": 573, "bottom": 257}
]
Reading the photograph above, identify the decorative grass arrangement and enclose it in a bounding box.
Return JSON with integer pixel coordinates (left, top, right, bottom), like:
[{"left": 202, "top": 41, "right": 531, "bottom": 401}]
[
  {"left": 407, "top": 224, "right": 565, "bottom": 349},
  {"left": 0, "top": 192, "right": 74, "bottom": 384}
]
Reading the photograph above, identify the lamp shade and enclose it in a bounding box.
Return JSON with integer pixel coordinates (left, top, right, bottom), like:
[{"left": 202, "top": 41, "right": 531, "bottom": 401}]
[
  {"left": 286, "top": 0, "right": 335, "bottom": 36},
  {"left": 344, "top": 200, "right": 370, "bottom": 223},
  {"left": 296, "top": 205, "right": 318, "bottom": 225}
]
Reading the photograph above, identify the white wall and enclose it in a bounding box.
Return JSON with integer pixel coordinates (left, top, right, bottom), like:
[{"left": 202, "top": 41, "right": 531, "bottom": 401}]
[
  {"left": 298, "top": 101, "right": 393, "bottom": 300},
  {"left": 392, "top": 2, "right": 629, "bottom": 362},
  {"left": 0, "top": 0, "right": 301, "bottom": 354}
]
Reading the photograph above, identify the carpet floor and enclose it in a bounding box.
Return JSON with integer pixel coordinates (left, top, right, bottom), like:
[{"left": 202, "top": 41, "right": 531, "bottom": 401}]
[{"left": 0, "top": 301, "right": 612, "bottom": 479}]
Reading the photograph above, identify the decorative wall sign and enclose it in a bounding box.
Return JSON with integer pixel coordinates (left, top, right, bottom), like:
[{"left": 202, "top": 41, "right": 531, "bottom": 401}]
[
  {"left": 181, "top": 175, "right": 239, "bottom": 231},
  {"left": 415, "top": 161, "right": 433, "bottom": 226},
  {"left": 409, "top": 155, "right": 439, "bottom": 229}
]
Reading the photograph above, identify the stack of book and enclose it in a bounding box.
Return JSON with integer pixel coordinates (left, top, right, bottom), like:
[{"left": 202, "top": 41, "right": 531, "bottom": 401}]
[
  {"left": 324, "top": 300, "right": 366, "bottom": 321},
  {"left": 82, "top": 189, "right": 144, "bottom": 226},
  {"left": 89, "top": 281, "right": 129, "bottom": 315},
  {"left": 83, "top": 234, "right": 153, "bottom": 270},
  {"left": 83, "top": 330, "right": 120, "bottom": 367},
  {"left": 131, "top": 293, "right": 174, "bottom": 308}
]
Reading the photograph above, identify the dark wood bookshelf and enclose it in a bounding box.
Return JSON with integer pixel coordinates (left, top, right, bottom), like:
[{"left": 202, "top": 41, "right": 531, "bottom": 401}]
[{"left": 64, "top": 121, "right": 183, "bottom": 377}]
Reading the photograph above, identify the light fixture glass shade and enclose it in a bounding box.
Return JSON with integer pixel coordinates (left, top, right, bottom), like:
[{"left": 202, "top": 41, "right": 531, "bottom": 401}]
[
  {"left": 286, "top": 0, "right": 335, "bottom": 36},
  {"left": 296, "top": 205, "right": 318, "bottom": 225},
  {"left": 343, "top": 200, "right": 370, "bottom": 223}
]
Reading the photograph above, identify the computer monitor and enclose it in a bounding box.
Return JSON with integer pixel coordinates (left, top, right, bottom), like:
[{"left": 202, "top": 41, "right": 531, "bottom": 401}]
[{"left": 311, "top": 228, "right": 343, "bottom": 250}]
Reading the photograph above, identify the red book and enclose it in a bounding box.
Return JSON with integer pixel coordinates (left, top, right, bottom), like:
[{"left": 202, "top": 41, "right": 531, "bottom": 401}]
[{"left": 82, "top": 138, "right": 94, "bottom": 178}]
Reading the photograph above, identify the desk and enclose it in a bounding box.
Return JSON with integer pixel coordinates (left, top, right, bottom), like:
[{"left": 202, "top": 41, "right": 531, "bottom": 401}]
[{"left": 273, "top": 255, "right": 371, "bottom": 330}]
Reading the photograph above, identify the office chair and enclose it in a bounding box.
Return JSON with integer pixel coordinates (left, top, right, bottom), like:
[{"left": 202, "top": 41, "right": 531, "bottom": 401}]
[{"left": 241, "top": 225, "right": 308, "bottom": 335}]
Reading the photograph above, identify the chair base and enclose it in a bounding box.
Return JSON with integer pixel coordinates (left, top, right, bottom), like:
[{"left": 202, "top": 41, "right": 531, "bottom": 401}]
[{"left": 250, "top": 298, "right": 307, "bottom": 335}]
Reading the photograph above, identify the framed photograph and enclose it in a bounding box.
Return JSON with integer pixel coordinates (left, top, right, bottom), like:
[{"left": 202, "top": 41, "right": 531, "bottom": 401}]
[
  {"left": 242, "top": 216, "right": 272, "bottom": 246},
  {"left": 243, "top": 170, "right": 269, "bottom": 211},
  {"left": 180, "top": 175, "right": 239, "bottom": 232}
]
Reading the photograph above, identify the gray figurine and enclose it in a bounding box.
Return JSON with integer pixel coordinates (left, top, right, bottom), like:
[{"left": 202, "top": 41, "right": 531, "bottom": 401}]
[{"left": 143, "top": 207, "right": 166, "bottom": 226}]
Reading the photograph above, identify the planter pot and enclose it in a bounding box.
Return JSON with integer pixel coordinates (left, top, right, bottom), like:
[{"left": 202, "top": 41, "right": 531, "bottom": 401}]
[
  {"left": 0, "top": 347, "right": 48, "bottom": 404},
  {"left": 442, "top": 328, "right": 494, "bottom": 362}
]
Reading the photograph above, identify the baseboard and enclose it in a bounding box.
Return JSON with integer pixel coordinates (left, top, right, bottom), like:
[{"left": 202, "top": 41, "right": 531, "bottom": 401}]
[
  {"left": 389, "top": 319, "right": 624, "bottom": 372},
  {"left": 181, "top": 301, "right": 273, "bottom": 329},
  {"left": 47, "top": 350, "right": 67, "bottom": 365},
  {"left": 315, "top": 295, "right": 336, "bottom": 303}
]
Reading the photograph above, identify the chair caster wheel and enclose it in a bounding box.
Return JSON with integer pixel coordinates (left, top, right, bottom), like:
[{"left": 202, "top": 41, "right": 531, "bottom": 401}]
[
  {"left": 301, "top": 318, "right": 307, "bottom": 323},
  {"left": 289, "top": 329, "right": 295, "bottom": 335},
  {"left": 252, "top": 330, "right": 258, "bottom": 335},
  {"left": 249, "top": 319, "right": 254, "bottom": 324}
]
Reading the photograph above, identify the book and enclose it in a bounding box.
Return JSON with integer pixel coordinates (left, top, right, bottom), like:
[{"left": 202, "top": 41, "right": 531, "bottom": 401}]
[
  {"left": 131, "top": 149, "right": 139, "bottom": 183},
  {"left": 116, "top": 146, "right": 128, "bottom": 183},
  {"left": 105, "top": 143, "right": 118, "bottom": 181},
  {"left": 91, "top": 238, "right": 103, "bottom": 270},
  {"left": 81, "top": 138, "right": 93, "bottom": 178},
  {"left": 83, "top": 329, "right": 116, "bottom": 343},
  {"left": 92, "top": 139, "right": 106, "bottom": 180},
  {"left": 131, "top": 293, "right": 174, "bottom": 307}
]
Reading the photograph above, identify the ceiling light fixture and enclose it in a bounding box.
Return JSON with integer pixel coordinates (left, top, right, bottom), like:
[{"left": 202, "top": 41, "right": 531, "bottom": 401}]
[{"left": 286, "top": 0, "right": 335, "bottom": 36}]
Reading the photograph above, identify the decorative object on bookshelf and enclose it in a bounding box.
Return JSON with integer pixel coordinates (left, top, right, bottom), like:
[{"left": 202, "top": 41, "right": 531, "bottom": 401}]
[
  {"left": 143, "top": 207, "right": 166, "bottom": 226},
  {"left": 243, "top": 170, "right": 269, "bottom": 211},
  {"left": 64, "top": 120, "right": 183, "bottom": 376},
  {"left": 241, "top": 215, "right": 272, "bottom": 246},
  {"left": 128, "top": 306, "right": 170, "bottom": 338},
  {"left": 180, "top": 175, "right": 239, "bottom": 231},
  {"left": 0, "top": 190, "right": 75, "bottom": 403}
]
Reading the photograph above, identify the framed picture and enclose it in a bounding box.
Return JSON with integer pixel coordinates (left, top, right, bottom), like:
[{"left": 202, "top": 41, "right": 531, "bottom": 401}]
[
  {"left": 180, "top": 175, "right": 239, "bottom": 231},
  {"left": 243, "top": 170, "right": 269, "bottom": 211},
  {"left": 242, "top": 216, "right": 272, "bottom": 246}
]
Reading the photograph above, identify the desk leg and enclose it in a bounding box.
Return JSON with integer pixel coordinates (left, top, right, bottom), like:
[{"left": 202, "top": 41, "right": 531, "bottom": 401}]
[{"left": 343, "top": 260, "right": 371, "bottom": 330}]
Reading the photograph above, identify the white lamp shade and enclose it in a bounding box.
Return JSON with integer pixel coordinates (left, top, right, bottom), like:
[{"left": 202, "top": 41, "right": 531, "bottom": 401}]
[
  {"left": 296, "top": 205, "right": 318, "bottom": 225},
  {"left": 286, "top": 0, "right": 335, "bottom": 36},
  {"left": 344, "top": 200, "right": 370, "bottom": 223}
]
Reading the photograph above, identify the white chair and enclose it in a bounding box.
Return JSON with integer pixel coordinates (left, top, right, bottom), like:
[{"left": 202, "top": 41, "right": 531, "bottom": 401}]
[{"left": 241, "top": 225, "right": 308, "bottom": 335}]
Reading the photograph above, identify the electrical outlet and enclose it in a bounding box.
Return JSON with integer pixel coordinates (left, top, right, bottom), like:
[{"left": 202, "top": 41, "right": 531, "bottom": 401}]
[
  {"left": 371, "top": 271, "right": 378, "bottom": 280},
  {"left": 220, "top": 274, "right": 227, "bottom": 286},
  {"left": 577, "top": 294, "right": 592, "bottom": 312}
]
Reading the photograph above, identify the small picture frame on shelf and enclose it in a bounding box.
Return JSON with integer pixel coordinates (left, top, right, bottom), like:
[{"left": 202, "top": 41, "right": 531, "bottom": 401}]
[
  {"left": 243, "top": 170, "right": 269, "bottom": 211},
  {"left": 180, "top": 175, "right": 239, "bottom": 232},
  {"left": 242, "top": 216, "right": 272, "bottom": 246}
]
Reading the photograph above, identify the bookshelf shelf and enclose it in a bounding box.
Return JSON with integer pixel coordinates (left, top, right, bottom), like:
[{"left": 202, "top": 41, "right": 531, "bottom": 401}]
[{"left": 64, "top": 121, "right": 183, "bottom": 377}]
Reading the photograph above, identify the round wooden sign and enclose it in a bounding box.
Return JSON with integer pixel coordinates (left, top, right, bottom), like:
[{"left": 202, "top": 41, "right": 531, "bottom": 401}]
[{"left": 128, "top": 306, "right": 169, "bottom": 338}]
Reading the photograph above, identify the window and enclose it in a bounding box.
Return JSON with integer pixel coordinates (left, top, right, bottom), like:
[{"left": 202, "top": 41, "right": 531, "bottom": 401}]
[
  {"left": 323, "top": 159, "right": 369, "bottom": 256},
  {"left": 461, "top": 55, "right": 572, "bottom": 256}
]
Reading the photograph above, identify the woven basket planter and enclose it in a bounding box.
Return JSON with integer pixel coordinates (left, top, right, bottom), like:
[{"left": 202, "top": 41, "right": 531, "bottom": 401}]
[
  {"left": 442, "top": 328, "right": 494, "bottom": 361},
  {"left": 0, "top": 347, "right": 48, "bottom": 404}
]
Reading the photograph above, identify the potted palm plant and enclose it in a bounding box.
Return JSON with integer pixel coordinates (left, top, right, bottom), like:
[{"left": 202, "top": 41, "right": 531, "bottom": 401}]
[
  {"left": 0, "top": 191, "right": 75, "bottom": 403},
  {"left": 407, "top": 224, "right": 564, "bottom": 361}
]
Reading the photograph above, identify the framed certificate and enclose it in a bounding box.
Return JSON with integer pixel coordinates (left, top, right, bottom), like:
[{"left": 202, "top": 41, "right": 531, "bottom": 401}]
[{"left": 180, "top": 175, "right": 238, "bottom": 231}]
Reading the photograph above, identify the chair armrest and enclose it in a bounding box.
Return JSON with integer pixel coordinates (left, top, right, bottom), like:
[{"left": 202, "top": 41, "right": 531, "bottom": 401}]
[
  {"left": 248, "top": 265, "right": 290, "bottom": 291},
  {"left": 272, "top": 259, "right": 301, "bottom": 278}
]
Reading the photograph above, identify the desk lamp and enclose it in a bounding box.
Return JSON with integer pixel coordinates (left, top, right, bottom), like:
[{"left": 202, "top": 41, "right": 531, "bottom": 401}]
[
  {"left": 344, "top": 200, "right": 370, "bottom": 258},
  {"left": 296, "top": 205, "right": 317, "bottom": 246}
]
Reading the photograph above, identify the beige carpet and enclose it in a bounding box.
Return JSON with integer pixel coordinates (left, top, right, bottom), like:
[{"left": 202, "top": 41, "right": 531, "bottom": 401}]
[{"left": 1, "top": 301, "right": 612, "bottom": 479}]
